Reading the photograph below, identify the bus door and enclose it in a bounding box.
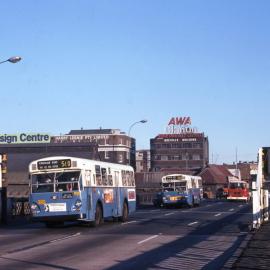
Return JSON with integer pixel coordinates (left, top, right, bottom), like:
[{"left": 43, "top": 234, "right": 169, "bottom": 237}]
[
  {"left": 85, "top": 170, "right": 93, "bottom": 220},
  {"left": 114, "top": 171, "right": 121, "bottom": 216}
]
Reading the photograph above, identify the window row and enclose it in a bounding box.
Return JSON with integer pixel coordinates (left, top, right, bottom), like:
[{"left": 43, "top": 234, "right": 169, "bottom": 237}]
[
  {"left": 154, "top": 154, "right": 202, "bottom": 161},
  {"left": 152, "top": 143, "right": 203, "bottom": 149}
]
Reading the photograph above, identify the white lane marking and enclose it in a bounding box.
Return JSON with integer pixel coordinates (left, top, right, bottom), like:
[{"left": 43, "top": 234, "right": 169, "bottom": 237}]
[
  {"left": 121, "top": 221, "right": 137, "bottom": 225},
  {"left": 164, "top": 212, "right": 175, "bottom": 216},
  {"left": 188, "top": 221, "right": 198, "bottom": 226},
  {"left": 214, "top": 213, "right": 222, "bottom": 217},
  {"left": 205, "top": 205, "right": 211, "bottom": 207},
  {"left": 138, "top": 234, "right": 161, "bottom": 245},
  {"left": 49, "top": 232, "right": 81, "bottom": 243},
  {"left": 238, "top": 205, "right": 243, "bottom": 208},
  {"left": 229, "top": 208, "right": 234, "bottom": 211}
]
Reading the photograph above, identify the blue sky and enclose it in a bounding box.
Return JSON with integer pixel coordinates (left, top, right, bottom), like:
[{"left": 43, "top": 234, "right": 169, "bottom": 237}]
[{"left": 1, "top": 1, "right": 270, "bottom": 163}]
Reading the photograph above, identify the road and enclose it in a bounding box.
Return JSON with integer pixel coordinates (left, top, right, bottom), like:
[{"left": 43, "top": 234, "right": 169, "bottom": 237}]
[{"left": 0, "top": 200, "right": 251, "bottom": 270}]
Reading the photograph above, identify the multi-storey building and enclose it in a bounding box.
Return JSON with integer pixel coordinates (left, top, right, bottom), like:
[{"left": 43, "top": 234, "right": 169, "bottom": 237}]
[
  {"left": 136, "top": 150, "right": 151, "bottom": 172},
  {"left": 150, "top": 116, "right": 209, "bottom": 174},
  {"left": 54, "top": 129, "right": 136, "bottom": 167}
]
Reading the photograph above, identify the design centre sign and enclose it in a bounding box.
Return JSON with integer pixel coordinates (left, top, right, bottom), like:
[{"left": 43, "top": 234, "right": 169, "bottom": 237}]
[
  {"left": 0, "top": 133, "right": 51, "bottom": 144},
  {"left": 166, "top": 117, "right": 198, "bottom": 134}
]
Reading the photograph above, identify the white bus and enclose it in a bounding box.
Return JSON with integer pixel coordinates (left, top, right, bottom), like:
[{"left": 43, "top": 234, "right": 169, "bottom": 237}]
[
  {"left": 29, "top": 156, "right": 136, "bottom": 227},
  {"left": 153, "top": 174, "right": 203, "bottom": 207}
]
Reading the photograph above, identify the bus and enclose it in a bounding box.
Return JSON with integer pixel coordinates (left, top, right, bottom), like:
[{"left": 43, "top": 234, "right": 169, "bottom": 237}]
[
  {"left": 226, "top": 179, "right": 249, "bottom": 202},
  {"left": 153, "top": 174, "right": 203, "bottom": 207},
  {"left": 29, "top": 156, "right": 136, "bottom": 227}
]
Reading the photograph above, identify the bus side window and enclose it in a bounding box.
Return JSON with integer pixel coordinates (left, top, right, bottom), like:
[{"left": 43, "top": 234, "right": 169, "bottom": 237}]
[
  {"left": 131, "top": 172, "right": 135, "bottom": 186},
  {"left": 126, "top": 171, "right": 131, "bottom": 186},
  {"left": 122, "top": 171, "right": 127, "bottom": 186},
  {"left": 101, "top": 168, "right": 107, "bottom": 186},
  {"left": 85, "top": 170, "right": 91, "bottom": 186},
  {"left": 108, "top": 175, "right": 113, "bottom": 186},
  {"left": 96, "top": 174, "right": 102, "bottom": 186}
]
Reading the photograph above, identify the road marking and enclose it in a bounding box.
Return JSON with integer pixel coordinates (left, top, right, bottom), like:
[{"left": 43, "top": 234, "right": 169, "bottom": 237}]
[
  {"left": 164, "top": 212, "right": 175, "bottom": 216},
  {"left": 138, "top": 234, "right": 161, "bottom": 245},
  {"left": 188, "top": 221, "right": 198, "bottom": 226},
  {"left": 214, "top": 213, "right": 222, "bottom": 217},
  {"left": 121, "top": 221, "right": 137, "bottom": 225},
  {"left": 205, "top": 205, "right": 211, "bottom": 207},
  {"left": 49, "top": 232, "right": 81, "bottom": 243},
  {"left": 238, "top": 205, "right": 243, "bottom": 208},
  {"left": 229, "top": 208, "right": 234, "bottom": 211}
]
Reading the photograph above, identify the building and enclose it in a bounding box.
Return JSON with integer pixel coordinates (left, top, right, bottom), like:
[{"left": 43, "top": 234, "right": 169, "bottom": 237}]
[
  {"left": 224, "top": 162, "right": 256, "bottom": 183},
  {"left": 199, "top": 164, "right": 233, "bottom": 198},
  {"left": 55, "top": 129, "right": 136, "bottom": 167},
  {"left": 136, "top": 150, "right": 151, "bottom": 172},
  {"left": 150, "top": 133, "right": 209, "bottom": 174},
  {"left": 150, "top": 117, "right": 209, "bottom": 174}
]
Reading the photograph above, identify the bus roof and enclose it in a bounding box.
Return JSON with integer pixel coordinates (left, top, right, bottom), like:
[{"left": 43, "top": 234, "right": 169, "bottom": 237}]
[{"left": 29, "top": 156, "right": 134, "bottom": 172}]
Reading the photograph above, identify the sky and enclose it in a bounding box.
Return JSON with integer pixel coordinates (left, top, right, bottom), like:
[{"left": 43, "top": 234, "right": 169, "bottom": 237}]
[{"left": 1, "top": 1, "right": 270, "bottom": 164}]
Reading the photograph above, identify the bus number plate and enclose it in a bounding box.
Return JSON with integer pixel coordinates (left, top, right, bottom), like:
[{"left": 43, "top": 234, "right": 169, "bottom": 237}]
[{"left": 48, "top": 203, "right": 66, "bottom": 212}]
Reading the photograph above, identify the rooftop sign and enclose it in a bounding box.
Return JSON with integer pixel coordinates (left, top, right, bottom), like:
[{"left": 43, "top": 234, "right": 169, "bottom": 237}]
[
  {"left": 166, "top": 117, "right": 198, "bottom": 134},
  {"left": 0, "top": 133, "right": 50, "bottom": 144}
]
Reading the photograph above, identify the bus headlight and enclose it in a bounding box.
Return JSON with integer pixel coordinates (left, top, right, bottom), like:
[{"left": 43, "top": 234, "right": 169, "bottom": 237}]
[
  {"left": 31, "top": 203, "right": 41, "bottom": 214},
  {"left": 72, "top": 199, "right": 82, "bottom": 211}
]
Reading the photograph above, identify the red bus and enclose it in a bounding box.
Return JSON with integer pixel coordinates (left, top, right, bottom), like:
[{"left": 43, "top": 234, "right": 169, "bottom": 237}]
[{"left": 227, "top": 180, "right": 249, "bottom": 202}]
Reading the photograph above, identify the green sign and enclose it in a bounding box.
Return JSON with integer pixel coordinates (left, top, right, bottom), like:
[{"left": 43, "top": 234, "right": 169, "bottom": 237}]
[{"left": 0, "top": 133, "right": 51, "bottom": 144}]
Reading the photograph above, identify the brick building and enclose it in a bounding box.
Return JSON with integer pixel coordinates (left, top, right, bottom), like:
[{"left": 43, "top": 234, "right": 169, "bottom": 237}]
[
  {"left": 136, "top": 150, "right": 151, "bottom": 172},
  {"left": 150, "top": 132, "right": 209, "bottom": 174}
]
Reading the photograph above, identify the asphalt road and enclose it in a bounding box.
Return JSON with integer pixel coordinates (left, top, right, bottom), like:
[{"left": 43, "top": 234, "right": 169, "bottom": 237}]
[{"left": 0, "top": 200, "right": 252, "bottom": 270}]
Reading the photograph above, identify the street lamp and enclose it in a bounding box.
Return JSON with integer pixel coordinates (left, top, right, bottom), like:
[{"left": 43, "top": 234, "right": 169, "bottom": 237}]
[
  {"left": 0, "top": 56, "right": 22, "bottom": 65},
  {"left": 128, "top": 119, "right": 147, "bottom": 137},
  {"left": 128, "top": 119, "right": 147, "bottom": 166}
]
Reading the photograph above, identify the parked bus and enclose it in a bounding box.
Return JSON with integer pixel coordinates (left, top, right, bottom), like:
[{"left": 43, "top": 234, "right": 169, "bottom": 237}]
[
  {"left": 29, "top": 156, "right": 136, "bottom": 227},
  {"left": 153, "top": 174, "right": 203, "bottom": 207},
  {"left": 227, "top": 179, "right": 249, "bottom": 202}
]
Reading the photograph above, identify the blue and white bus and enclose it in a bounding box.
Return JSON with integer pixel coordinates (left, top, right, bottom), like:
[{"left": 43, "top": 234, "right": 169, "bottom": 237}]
[
  {"left": 29, "top": 156, "right": 136, "bottom": 227},
  {"left": 153, "top": 174, "right": 203, "bottom": 207}
]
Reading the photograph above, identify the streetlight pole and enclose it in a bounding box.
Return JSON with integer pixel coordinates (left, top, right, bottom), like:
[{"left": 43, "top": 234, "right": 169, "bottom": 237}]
[
  {"left": 128, "top": 119, "right": 147, "bottom": 166},
  {"left": 128, "top": 119, "right": 147, "bottom": 137},
  {"left": 0, "top": 56, "right": 22, "bottom": 65}
]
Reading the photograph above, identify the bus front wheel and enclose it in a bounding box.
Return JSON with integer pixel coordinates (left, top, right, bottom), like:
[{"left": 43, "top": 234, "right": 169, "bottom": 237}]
[{"left": 120, "top": 202, "right": 128, "bottom": 222}]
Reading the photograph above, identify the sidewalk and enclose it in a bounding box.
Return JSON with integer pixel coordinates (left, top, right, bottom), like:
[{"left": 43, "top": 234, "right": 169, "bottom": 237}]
[{"left": 232, "top": 221, "right": 270, "bottom": 269}]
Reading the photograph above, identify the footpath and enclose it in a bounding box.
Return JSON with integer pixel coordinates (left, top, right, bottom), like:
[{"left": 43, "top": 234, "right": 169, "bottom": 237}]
[{"left": 232, "top": 221, "right": 270, "bottom": 269}]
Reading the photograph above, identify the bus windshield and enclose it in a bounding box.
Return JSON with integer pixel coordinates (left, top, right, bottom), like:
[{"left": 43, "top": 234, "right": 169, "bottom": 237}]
[
  {"left": 31, "top": 171, "right": 81, "bottom": 193},
  {"left": 229, "top": 182, "right": 246, "bottom": 189},
  {"left": 162, "top": 181, "right": 187, "bottom": 192}
]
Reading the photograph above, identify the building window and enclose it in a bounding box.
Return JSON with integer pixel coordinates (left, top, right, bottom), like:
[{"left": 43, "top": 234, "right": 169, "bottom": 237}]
[
  {"left": 161, "top": 155, "right": 168, "bottom": 161},
  {"left": 193, "top": 143, "right": 202, "bottom": 148},
  {"left": 192, "top": 154, "right": 200, "bottom": 160},
  {"left": 183, "top": 143, "right": 192, "bottom": 148},
  {"left": 119, "top": 154, "right": 123, "bottom": 163},
  {"left": 105, "top": 151, "right": 110, "bottom": 159}
]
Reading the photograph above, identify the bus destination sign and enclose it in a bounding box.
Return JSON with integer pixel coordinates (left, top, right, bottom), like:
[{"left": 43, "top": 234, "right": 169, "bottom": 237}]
[{"left": 37, "top": 159, "right": 71, "bottom": 170}]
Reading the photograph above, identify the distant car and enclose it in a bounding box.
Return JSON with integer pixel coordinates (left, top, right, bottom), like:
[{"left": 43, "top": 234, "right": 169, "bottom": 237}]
[
  {"left": 153, "top": 192, "right": 164, "bottom": 207},
  {"left": 216, "top": 188, "right": 227, "bottom": 199},
  {"left": 152, "top": 190, "right": 193, "bottom": 208}
]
